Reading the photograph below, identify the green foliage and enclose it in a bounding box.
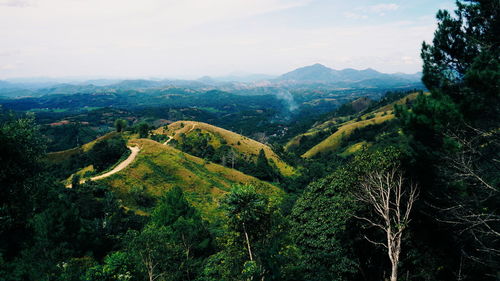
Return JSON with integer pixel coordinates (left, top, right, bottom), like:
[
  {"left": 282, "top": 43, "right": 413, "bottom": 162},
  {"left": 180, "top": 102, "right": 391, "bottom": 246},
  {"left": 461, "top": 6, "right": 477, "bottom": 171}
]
[
  {"left": 290, "top": 147, "right": 404, "bottom": 281},
  {"left": 290, "top": 168, "right": 357, "bottom": 280},
  {"left": 71, "top": 174, "right": 80, "bottom": 188},
  {"left": 128, "top": 186, "right": 214, "bottom": 281},
  {"left": 114, "top": 119, "right": 128, "bottom": 133},
  {"left": 124, "top": 226, "right": 182, "bottom": 281},
  {"left": 396, "top": 1, "right": 500, "bottom": 278},
  {"left": 85, "top": 252, "right": 133, "bottom": 281},
  {"left": 137, "top": 122, "right": 149, "bottom": 138},
  {"left": 221, "top": 185, "right": 270, "bottom": 236},
  {"left": 204, "top": 185, "right": 294, "bottom": 281},
  {"left": 254, "top": 149, "right": 278, "bottom": 181},
  {"left": 0, "top": 114, "right": 47, "bottom": 268},
  {"left": 88, "top": 135, "right": 127, "bottom": 171}
]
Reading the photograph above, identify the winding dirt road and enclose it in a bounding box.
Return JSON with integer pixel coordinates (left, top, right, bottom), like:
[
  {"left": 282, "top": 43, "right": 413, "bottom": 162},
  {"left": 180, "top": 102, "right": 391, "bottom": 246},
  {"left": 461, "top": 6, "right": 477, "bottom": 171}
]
[
  {"left": 90, "top": 146, "right": 140, "bottom": 181},
  {"left": 68, "top": 146, "right": 140, "bottom": 187}
]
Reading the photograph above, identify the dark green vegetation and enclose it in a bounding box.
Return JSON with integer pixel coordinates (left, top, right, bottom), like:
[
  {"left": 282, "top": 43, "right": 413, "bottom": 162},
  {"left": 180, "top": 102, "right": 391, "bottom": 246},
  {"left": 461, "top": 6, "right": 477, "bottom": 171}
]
[
  {"left": 0, "top": 1, "right": 498, "bottom": 280},
  {"left": 44, "top": 132, "right": 129, "bottom": 180}
]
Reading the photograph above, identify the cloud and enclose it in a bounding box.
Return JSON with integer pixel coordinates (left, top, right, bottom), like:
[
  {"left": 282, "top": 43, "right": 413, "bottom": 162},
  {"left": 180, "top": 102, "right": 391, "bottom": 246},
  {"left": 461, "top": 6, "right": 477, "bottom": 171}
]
[
  {"left": 343, "top": 12, "right": 368, "bottom": 20},
  {"left": 0, "top": 0, "right": 33, "bottom": 7},
  {"left": 344, "top": 3, "right": 400, "bottom": 19},
  {"left": 368, "top": 3, "right": 399, "bottom": 14},
  {"left": 0, "top": 0, "right": 439, "bottom": 78}
]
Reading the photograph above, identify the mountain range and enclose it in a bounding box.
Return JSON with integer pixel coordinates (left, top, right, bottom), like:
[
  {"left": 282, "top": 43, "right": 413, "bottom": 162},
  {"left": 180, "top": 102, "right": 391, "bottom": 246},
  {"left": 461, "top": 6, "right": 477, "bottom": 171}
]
[
  {"left": 277, "top": 63, "right": 421, "bottom": 83},
  {"left": 0, "top": 64, "right": 422, "bottom": 98}
]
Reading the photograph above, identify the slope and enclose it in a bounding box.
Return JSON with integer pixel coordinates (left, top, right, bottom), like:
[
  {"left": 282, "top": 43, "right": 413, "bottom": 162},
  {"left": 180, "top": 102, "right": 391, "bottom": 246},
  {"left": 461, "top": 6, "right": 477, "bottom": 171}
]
[
  {"left": 100, "top": 138, "right": 282, "bottom": 218},
  {"left": 295, "top": 92, "right": 421, "bottom": 158},
  {"left": 153, "top": 121, "right": 296, "bottom": 177},
  {"left": 45, "top": 131, "right": 120, "bottom": 164}
]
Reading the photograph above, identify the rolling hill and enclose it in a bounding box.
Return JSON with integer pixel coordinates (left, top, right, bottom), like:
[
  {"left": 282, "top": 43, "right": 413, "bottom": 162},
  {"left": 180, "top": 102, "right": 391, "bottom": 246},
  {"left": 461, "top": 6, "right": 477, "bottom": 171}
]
[
  {"left": 98, "top": 138, "right": 282, "bottom": 218},
  {"left": 153, "top": 121, "right": 296, "bottom": 177},
  {"left": 45, "top": 131, "right": 120, "bottom": 164},
  {"left": 287, "top": 92, "right": 422, "bottom": 158}
]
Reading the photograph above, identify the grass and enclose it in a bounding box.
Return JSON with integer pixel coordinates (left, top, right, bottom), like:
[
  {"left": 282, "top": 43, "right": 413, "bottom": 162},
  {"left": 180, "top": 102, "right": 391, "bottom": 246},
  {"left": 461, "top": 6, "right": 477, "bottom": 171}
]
[
  {"left": 100, "top": 139, "right": 282, "bottom": 220},
  {"left": 289, "top": 92, "right": 423, "bottom": 158},
  {"left": 45, "top": 131, "right": 120, "bottom": 164},
  {"left": 302, "top": 114, "right": 394, "bottom": 158},
  {"left": 153, "top": 121, "right": 296, "bottom": 177},
  {"left": 339, "top": 141, "right": 372, "bottom": 158}
]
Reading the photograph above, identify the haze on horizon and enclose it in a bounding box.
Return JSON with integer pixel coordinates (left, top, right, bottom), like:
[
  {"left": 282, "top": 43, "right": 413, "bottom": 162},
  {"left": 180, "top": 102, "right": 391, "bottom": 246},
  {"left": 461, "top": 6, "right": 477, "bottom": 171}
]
[{"left": 1, "top": 0, "right": 455, "bottom": 79}]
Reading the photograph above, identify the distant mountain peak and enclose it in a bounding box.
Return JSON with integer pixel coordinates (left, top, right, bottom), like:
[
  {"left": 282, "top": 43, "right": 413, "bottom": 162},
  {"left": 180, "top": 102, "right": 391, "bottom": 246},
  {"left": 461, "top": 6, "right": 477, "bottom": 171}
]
[{"left": 278, "top": 64, "right": 420, "bottom": 85}]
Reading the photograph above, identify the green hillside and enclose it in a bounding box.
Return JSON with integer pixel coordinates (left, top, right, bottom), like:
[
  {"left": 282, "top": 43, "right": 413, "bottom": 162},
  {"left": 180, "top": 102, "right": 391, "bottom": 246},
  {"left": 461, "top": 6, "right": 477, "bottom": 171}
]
[
  {"left": 289, "top": 92, "right": 421, "bottom": 158},
  {"left": 99, "top": 138, "right": 282, "bottom": 218},
  {"left": 45, "top": 131, "right": 120, "bottom": 164},
  {"left": 153, "top": 120, "right": 296, "bottom": 177}
]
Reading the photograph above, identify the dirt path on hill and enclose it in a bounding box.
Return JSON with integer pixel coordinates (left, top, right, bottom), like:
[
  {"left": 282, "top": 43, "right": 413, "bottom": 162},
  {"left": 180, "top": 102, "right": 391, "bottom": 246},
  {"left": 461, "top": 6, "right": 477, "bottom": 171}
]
[
  {"left": 90, "top": 146, "right": 140, "bottom": 181},
  {"left": 68, "top": 146, "right": 140, "bottom": 187},
  {"left": 163, "top": 136, "right": 173, "bottom": 145},
  {"left": 163, "top": 124, "right": 196, "bottom": 145}
]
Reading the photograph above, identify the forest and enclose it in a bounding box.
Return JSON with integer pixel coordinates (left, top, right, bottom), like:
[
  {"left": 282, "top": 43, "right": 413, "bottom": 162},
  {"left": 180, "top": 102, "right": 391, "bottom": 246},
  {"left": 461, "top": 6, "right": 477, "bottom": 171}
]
[{"left": 0, "top": 1, "right": 499, "bottom": 280}]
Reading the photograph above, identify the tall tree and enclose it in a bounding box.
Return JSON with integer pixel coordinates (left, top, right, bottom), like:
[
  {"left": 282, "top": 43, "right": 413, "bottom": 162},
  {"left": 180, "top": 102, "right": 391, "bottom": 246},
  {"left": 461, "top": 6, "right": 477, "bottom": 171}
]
[
  {"left": 114, "top": 119, "right": 127, "bottom": 133},
  {"left": 138, "top": 123, "right": 149, "bottom": 138},
  {"left": 0, "top": 114, "right": 46, "bottom": 261},
  {"left": 149, "top": 186, "right": 212, "bottom": 281},
  {"left": 397, "top": 0, "right": 499, "bottom": 278},
  {"left": 353, "top": 167, "right": 418, "bottom": 281}
]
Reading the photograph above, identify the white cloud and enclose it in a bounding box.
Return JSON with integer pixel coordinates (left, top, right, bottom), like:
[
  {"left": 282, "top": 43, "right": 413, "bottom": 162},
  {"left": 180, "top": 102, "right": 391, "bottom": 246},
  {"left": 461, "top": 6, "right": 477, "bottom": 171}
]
[
  {"left": 344, "top": 3, "right": 400, "bottom": 19},
  {"left": 0, "top": 0, "right": 33, "bottom": 7},
  {"left": 0, "top": 0, "right": 438, "bottom": 78},
  {"left": 368, "top": 3, "right": 399, "bottom": 14},
  {"left": 343, "top": 12, "right": 368, "bottom": 19}
]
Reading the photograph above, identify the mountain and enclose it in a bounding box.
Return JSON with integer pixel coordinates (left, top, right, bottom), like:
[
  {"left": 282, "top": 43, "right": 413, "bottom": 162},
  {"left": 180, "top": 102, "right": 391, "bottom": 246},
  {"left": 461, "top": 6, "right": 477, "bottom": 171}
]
[{"left": 277, "top": 63, "right": 421, "bottom": 85}]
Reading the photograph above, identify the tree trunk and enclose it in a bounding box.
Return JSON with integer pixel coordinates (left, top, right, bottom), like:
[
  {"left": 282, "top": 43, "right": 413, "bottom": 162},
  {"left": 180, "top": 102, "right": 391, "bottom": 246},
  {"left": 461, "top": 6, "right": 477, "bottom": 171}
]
[
  {"left": 243, "top": 222, "right": 253, "bottom": 261},
  {"left": 390, "top": 261, "right": 398, "bottom": 281}
]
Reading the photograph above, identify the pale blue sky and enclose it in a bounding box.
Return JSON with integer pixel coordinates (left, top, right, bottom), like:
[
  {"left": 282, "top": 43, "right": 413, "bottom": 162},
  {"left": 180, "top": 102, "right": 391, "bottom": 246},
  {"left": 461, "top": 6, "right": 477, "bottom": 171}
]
[{"left": 0, "top": 0, "right": 456, "bottom": 79}]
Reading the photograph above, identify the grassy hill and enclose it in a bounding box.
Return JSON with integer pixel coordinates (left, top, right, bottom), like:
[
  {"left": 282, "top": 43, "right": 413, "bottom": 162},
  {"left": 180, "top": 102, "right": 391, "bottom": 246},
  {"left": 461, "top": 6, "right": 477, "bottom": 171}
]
[
  {"left": 45, "top": 131, "right": 120, "bottom": 164},
  {"left": 153, "top": 121, "right": 296, "bottom": 177},
  {"left": 289, "top": 92, "right": 421, "bottom": 158},
  {"left": 99, "top": 138, "right": 282, "bottom": 218},
  {"left": 302, "top": 113, "right": 394, "bottom": 158}
]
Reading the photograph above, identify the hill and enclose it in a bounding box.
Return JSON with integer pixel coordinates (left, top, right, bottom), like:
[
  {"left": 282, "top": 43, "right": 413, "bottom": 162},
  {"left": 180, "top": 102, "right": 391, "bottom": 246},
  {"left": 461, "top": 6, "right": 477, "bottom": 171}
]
[
  {"left": 153, "top": 121, "right": 296, "bottom": 177},
  {"left": 288, "top": 92, "right": 421, "bottom": 158},
  {"left": 45, "top": 131, "right": 120, "bottom": 164},
  {"left": 99, "top": 138, "right": 282, "bottom": 218}
]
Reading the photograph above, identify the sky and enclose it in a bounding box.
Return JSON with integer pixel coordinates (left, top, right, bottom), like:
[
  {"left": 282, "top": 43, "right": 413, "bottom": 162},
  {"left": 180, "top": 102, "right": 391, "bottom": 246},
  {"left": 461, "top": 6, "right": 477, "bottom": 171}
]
[{"left": 0, "top": 0, "right": 456, "bottom": 79}]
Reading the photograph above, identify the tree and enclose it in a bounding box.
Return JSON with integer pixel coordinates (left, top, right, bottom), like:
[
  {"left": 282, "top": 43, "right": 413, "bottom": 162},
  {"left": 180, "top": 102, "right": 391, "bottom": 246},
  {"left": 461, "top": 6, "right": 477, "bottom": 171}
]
[
  {"left": 290, "top": 168, "right": 358, "bottom": 281},
  {"left": 420, "top": 0, "right": 499, "bottom": 121},
  {"left": 396, "top": 1, "right": 499, "bottom": 277},
  {"left": 114, "top": 119, "right": 127, "bottom": 133},
  {"left": 88, "top": 135, "right": 127, "bottom": 171},
  {"left": 353, "top": 167, "right": 418, "bottom": 281},
  {"left": 222, "top": 185, "right": 269, "bottom": 264},
  {"left": 0, "top": 114, "right": 46, "bottom": 264},
  {"left": 71, "top": 174, "right": 81, "bottom": 188},
  {"left": 138, "top": 123, "right": 149, "bottom": 138},
  {"left": 254, "top": 149, "right": 276, "bottom": 181},
  {"left": 291, "top": 147, "right": 406, "bottom": 281},
  {"left": 125, "top": 226, "right": 181, "bottom": 281},
  {"left": 216, "top": 185, "right": 275, "bottom": 280},
  {"left": 149, "top": 186, "right": 212, "bottom": 281}
]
